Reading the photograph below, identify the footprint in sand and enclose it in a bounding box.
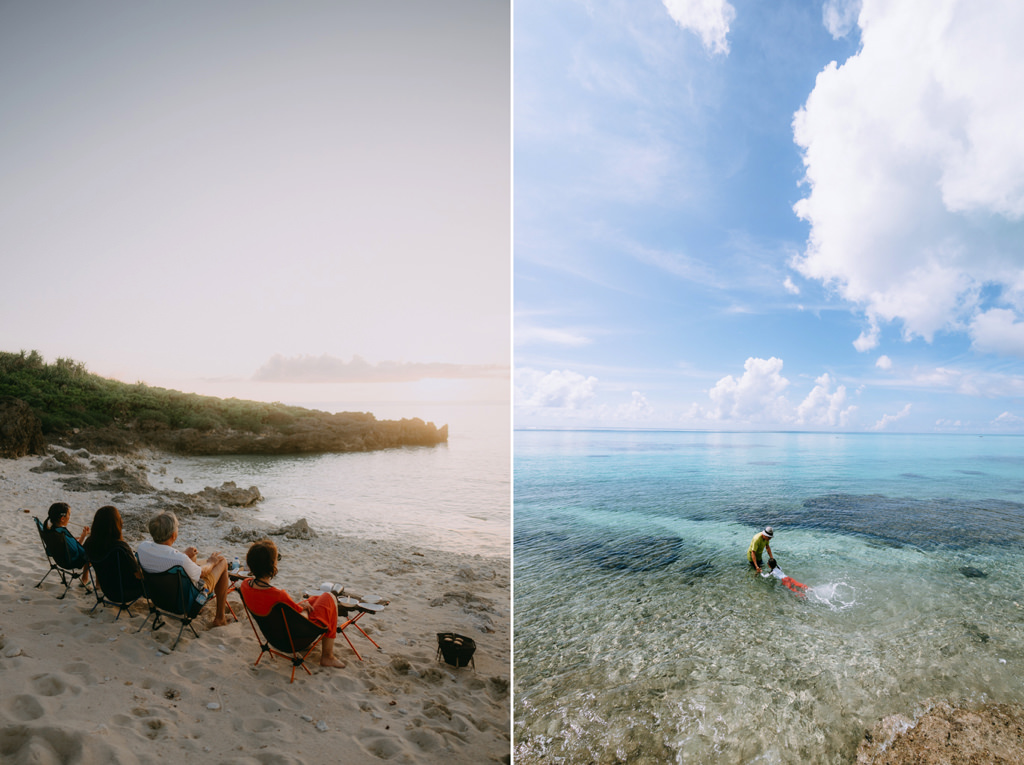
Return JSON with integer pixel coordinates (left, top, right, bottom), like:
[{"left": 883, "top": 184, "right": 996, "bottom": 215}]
[
  {"left": 30, "top": 673, "right": 78, "bottom": 698},
  {"left": 7, "top": 695, "right": 45, "bottom": 722},
  {"left": 0, "top": 724, "right": 131, "bottom": 765}
]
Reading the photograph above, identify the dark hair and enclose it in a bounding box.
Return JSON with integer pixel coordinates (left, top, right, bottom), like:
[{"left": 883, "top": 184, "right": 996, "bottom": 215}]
[
  {"left": 247, "top": 539, "right": 279, "bottom": 580},
  {"left": 86, "top": 505, "right": 123, "bottom": 553},
  {"left": 43, "top": 502, "right": 70, "bottom": 531}
]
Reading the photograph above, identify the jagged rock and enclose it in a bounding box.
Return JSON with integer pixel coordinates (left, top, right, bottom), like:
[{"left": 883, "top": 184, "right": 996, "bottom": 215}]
[
  {"left": 224, "top": 526, "right": 273, "bottom": 544},
  {"left": 0, "top": 398, "right": 47, "bottom": 459},
  {"left": 59, "top": 465, "right": 156, "bottom": 494},
  {"left": 270, "top": 518, "right": 316, "bottom": 540},
  {"left": 31, "top": 450, "right": 89, "bottom": 474},
  {"left": 195, "top": 481, "right": 263, "bottom": 507},
  {"left": 856, "top": 702, "right": 1024, "bottom": 764}
]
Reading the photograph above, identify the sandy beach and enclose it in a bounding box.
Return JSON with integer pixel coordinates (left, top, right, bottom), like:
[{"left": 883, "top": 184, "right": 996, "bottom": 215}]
[{"left": 0, "top": 450, "right": 510, "bottom": 765}]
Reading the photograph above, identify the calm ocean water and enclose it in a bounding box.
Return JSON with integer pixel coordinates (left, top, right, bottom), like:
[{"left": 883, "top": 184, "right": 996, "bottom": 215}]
[
  {"left": 148, "top": 402, "right": 510, "bottom": 558},
  {"left": 514, "top": 430, "right": 1024, "bottom": 764}
]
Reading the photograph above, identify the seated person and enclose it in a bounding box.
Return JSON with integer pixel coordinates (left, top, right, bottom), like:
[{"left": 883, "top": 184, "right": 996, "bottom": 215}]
[
  {"left": 137, "top": 511, "right": 230, "bottom": 627},
  {"left": 83, "top": 505, "right": 142, "bottom": 579},
  {"left": 43, "top": 501, "right": 91, "bottom": 587},
  {"left": 240, "top": 538, "right": 347, "bottom": 669}
]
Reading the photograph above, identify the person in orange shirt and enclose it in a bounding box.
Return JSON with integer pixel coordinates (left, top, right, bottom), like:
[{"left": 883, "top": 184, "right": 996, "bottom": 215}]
[{"left": 239, "top": 538, "right": 347, "bottom": 669}]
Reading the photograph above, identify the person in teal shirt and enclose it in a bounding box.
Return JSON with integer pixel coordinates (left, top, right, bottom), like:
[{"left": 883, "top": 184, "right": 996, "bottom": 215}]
[{"left": 747, "top": 526, "right": 774, "bottom": 574}]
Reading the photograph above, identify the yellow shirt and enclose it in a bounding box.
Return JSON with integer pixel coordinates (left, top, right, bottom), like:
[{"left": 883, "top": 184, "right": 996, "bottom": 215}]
[{"left": 748, "top": 532, "right": 770, "bottom": 559}]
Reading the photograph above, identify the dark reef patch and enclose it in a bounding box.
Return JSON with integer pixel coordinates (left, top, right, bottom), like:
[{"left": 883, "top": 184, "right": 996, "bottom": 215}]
[{"left": 734, "top": 493, "right": 1024, "bottom": 550}]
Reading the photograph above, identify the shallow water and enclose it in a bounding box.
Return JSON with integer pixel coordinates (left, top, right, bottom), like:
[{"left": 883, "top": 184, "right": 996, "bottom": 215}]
[
  {"left": 513, "top": 430, "right": 1024, "bottom": 763},
  {"left": 149, "top": 402, "right": 509, "bottom": 557}
]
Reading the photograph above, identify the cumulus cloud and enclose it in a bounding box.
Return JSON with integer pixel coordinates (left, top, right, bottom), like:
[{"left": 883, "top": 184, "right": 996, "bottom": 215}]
[
  {"left": 783, "top": 276, "right": 800, "bottom": 295},
  {"left": 870, "top": 403, "right": 912, "bottom": 431},
  {"left": 662, "top": 0, "right": 735, "bottom": 55},
  {"left": 795, "top": 373, "right": 856, "bottom": 427},
  {"left": 822, "top": 0, "right": 862, "bottom": 39},
  {"left": 969, "top": 308, "right": 1024, "bottom": 356},
  {"left": 705, "top": 357, "right": 791, "bottom": 422},
  {"left": 253, "top": 354, "right": 507, "bottom": 383},
  {"left": 515, "top": 368, "right": 599, "bottom": 409},
  {"left": 876, "top": 355, "right": 893, "bottom": 370},
  {"left": 792, "top": 0, "right": 1024, "bottom": 355},
  {"left": 691, "top": 357, "right": 857, "bottom": 428},
  {"left": 617, "top": 391, "right": 654, "bottom": 421}
]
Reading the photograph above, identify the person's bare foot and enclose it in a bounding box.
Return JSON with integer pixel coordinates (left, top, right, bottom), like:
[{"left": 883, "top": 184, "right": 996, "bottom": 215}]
[
  {"left": 211, "top": 616, "right": 230, "bottom": 627},
  {"left": 320, "top": 656, "right": 346, "bottom": 668}
]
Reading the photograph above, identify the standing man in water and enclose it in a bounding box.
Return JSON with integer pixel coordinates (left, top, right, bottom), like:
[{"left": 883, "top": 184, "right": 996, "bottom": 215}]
[{"left": 748, "top": 526, "right": 775, "bottom": 574}]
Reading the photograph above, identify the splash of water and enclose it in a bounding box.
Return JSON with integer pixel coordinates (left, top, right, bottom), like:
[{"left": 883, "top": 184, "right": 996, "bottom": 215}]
[{"left": 808, "top": 582, "right": 857, "bottom": 610}]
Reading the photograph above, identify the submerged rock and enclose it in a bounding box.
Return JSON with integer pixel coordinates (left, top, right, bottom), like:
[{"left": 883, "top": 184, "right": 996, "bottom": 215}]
[
  {"left": 856, "top": 702, "right": 1024, "bottom": 764},
  {"left": 959, "top": 566, "right": 987, "bottom": 578}
]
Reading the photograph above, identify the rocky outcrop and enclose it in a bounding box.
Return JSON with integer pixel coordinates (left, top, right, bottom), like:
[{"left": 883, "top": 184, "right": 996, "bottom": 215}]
[
  {"left": 856, "top": 701, "right": 1024, "bottom": 764},
  {"left": 58, "top": 415, "right": 448, "bottom": 457},
  {"left": 0, "top": 398, "right": 47, "bottom": 459}
]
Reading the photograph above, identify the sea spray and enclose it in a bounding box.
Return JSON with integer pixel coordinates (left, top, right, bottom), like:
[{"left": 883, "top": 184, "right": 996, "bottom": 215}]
[{"left": 808, "top": 582, "right": 857, "bottom": 610}]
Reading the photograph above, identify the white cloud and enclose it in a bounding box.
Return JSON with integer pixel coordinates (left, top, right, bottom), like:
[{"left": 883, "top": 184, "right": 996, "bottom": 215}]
[
  {"left": 822, "top": 0, "right": 862, "bottom": 38},
  {"left": 876, "top": 354, "right": 893, "bottom": 370},
  {"left": 514, "top": 367, "right": 599, "bottom": 409},
  {"left": 515, "top": 324, "right": 593, "bottom": 348},
  {"left": 661, "top": 0, "right": 735, "bottom": 55},
  {"left": 969, "top": 308, "right": 1024, "bottom": 356},
  {"left": 616, "top": 391, "right": 655, "bottom": 421},
  {"left": 994, "top": 411, "right": 1024, "bottom": 427},
  {"left": 705, "top": 357, "right": 791, "bottom": 422},
  {"left": 796, "top": 373, "right": 856, "bottom": 427},
  {"left": 793, "top": 0, "right": 1024, "bottom": 352},
  {"left": 905, "top": 366, "right": 1024, "bottom": 398},
  {"left": 783, "top": 276, "right": 800, "bottom": 295},
  {"left": 870, "top": 403, "right": 912, "bottom": 431}
]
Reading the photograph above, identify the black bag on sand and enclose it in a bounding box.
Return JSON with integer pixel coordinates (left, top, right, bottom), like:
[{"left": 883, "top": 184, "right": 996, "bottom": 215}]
[{"left": 436, "top": 632, "right": 476, "bottom": 669}]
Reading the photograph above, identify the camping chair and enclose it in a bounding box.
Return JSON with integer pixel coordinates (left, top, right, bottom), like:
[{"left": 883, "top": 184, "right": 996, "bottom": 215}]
[
  {"left": 238, "top": 587, "right": 327, "bottom": 683},
  {"left": 33, "top": 517, "right": 89, "bottom": 599},
  {"left": 88, "top": 546, "right": 145, "bottom": 620},
  {"left": 137, "top": 565, "right": 210, "bottom": 650}
]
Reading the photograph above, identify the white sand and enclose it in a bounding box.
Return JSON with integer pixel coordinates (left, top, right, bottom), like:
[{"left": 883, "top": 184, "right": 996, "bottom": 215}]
[{"left": 0, "top": 453, "right": 510, "bottom": 765}]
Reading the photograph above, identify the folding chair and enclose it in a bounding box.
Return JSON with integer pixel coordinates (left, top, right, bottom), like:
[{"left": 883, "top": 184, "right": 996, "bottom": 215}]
[
  {"left": 33, "top": 517, "right": 88, "bottom": 599},
  {"left": 88, "top": 546, "right": 145, "bottom": 620},
  {"left": 137, "top": 565, "right": 209, "bottom": 650},
  {"left": 238, "top": 588, "right": 327, "bottom": 683}
]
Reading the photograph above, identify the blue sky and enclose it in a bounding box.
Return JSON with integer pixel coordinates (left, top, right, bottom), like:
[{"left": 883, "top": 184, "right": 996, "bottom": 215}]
[{"left": 514, "top": 0, "right": 1024, "bottom": 433}]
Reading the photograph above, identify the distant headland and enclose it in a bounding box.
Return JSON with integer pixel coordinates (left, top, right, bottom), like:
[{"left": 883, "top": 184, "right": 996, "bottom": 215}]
[{"left": 0, "top": 351, "right": 447, "bottom": 458}]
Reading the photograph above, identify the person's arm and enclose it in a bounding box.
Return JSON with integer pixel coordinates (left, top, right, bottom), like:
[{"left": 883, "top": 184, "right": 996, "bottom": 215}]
[
  {"left": 766, "top": 543, "right": 773, "bottom": 560},
  {"left": 749, "top": 549, "right": 761, "bottom": 573}
]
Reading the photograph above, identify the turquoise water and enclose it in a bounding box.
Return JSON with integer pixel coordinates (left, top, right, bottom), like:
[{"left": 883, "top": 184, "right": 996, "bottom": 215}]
[
  {"left": 149, "top": 403, "right": 509, "bottom": 557},
  {"left": 514, "top": 430, "right": 1024, "bottom": 764}
]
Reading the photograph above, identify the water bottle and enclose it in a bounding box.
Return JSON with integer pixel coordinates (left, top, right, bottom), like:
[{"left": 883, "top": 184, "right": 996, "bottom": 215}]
[{"left": 231, "top": 557, "right": 240, "bottom": 572}]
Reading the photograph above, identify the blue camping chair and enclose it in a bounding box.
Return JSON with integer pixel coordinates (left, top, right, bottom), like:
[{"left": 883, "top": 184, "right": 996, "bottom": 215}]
[
  {"left": 33, "top": 517, "right": 89, "bottom": 599},
  {"left": 137, "top": 564, "right": 210, "bottom": 650},
  {"left": 88, "top": 545, "right": 145, "bottom": 620}
]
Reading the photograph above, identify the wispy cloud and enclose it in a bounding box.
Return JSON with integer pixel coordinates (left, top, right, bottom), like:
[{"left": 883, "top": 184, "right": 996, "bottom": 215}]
[{"left": 253, "top": 354, "right": 507, "bottom": 384}]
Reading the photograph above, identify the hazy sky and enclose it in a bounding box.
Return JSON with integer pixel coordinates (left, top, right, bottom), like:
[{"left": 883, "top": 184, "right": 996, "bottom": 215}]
[
  {"left": 0, "top": 1, "right": 510, "bottom": 407},
  {"left": 515, "top": 0, "right": 1024, "bottom": 432}
]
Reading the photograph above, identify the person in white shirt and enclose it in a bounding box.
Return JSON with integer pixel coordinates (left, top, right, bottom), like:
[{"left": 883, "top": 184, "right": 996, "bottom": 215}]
[{"left": 137, "top": 511, "right": 231, "bottom": 627}]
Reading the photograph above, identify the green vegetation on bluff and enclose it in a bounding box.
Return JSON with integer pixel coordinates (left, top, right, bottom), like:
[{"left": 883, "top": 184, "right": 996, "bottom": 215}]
[
  {"left": 0, "top": 351, "right": 447, "bottom": 455},
  {"left": 0, "top": 350, "right": 326, "bottom": 434}
]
